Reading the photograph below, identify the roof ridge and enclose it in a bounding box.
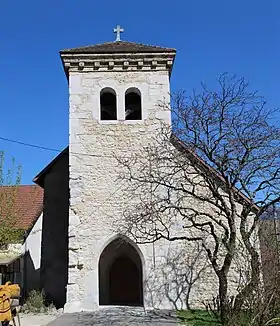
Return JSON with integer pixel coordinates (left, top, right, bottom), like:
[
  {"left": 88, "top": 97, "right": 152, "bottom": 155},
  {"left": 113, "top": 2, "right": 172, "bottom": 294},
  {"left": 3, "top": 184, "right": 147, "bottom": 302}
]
[{"left": 60, "top": 41, "right": 176, "bottom": 54}]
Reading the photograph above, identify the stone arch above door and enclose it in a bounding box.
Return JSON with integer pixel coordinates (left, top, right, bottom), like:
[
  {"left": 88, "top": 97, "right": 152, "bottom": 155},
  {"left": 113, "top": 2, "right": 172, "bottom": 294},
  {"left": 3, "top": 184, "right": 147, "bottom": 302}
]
[{"left": 98, "top": 236, "right": 143, "bottom": 306}]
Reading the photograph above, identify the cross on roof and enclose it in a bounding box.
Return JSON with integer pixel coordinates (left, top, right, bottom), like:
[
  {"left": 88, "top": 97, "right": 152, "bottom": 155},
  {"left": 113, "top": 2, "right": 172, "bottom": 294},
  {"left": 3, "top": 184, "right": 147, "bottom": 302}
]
[{"left": 114, "top": 25, "right": 124, "bottom": 42}]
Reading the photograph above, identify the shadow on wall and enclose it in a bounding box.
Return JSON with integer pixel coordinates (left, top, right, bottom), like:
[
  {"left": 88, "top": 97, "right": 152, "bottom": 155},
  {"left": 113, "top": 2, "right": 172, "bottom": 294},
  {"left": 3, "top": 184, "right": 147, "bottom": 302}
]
[
  {"left": 24, "top": 250, "right": 41, "bottom": 298},
  {"left": 145, "top": 242, "right": 210, "bottom": 310},
  {"left": 40, "top": 151, "right": 69, "bottom": 309}
]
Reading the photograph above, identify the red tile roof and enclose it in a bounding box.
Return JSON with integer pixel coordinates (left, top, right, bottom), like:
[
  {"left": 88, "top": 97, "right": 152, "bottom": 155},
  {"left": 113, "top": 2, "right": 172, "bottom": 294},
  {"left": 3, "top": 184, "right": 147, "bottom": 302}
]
[{"left": 0, "top": 185, "right": 43, "bottom": 231}]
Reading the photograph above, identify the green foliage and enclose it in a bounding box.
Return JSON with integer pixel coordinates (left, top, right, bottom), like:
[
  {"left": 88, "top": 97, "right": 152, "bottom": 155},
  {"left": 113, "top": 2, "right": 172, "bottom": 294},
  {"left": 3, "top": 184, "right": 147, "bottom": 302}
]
[
  {"left": 0, "top": 151, "right": 21, "bottom": 187},
  {"left": 178, "top": 310, "right": 280, "bottom": 326},
  {"left": 0, "top": 227, "right": 25, "bottom": 247},
  {"left": 177, "top": 310, "right": 221, "bottom": 325},
  {"left": 265, "top": 317, "right": 280, "bottom": 326},
  {"left": 0, "top": 151, "right": 23, "bottom": 246},
  {"left": 23, "top": 290, "right": 53, "bottom": 313}
]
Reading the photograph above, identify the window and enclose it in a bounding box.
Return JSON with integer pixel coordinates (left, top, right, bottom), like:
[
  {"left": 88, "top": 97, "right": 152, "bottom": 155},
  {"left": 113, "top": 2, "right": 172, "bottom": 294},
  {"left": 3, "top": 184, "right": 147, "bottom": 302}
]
[
  {"left": 125, "top": 88, "right": 142, "bottom": 120},
  {"left": 100, "top": 88, "right": 117, "bottom": 120}
]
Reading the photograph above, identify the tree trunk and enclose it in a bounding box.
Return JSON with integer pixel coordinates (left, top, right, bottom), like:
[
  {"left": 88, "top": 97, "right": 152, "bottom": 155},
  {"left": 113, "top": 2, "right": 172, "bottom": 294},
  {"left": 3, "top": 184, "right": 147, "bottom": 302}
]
[
  {"left": 219, "top": 272, "right": 229, "bottom": 325},
  {"left": 234, "top": 222, "right": 261, "bottom": 314},
  {"left": 233, "top": 246, "right": 261, "bottom": 313},
  {"left": 186, "top": 285, "right": 191, "bottom": 310}
]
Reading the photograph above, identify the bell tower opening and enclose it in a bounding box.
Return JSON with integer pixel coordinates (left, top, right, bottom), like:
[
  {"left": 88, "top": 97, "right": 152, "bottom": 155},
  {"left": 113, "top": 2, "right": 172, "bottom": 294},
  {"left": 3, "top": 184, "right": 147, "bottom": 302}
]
[
  {"left": 100, "top": 88, "right": 117, "bottom": 120},
  {"left": 98, "top": 237, "right": 143, "bottom": 306},
  {"left": 125, "top": 88, "right": 142, "bottom": 120}
]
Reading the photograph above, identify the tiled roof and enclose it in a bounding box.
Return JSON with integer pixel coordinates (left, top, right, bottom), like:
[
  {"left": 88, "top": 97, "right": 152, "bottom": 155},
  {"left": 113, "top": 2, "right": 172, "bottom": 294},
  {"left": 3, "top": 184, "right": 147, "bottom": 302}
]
[
  {"left": 170, "top": 134, "right": 259, "bottom": 212},
  {"left": 0, "top": 185, "right": 43, "bottom": 231},
  {"left": 60, "top": 41, "right": 176, "bottom": 54}
]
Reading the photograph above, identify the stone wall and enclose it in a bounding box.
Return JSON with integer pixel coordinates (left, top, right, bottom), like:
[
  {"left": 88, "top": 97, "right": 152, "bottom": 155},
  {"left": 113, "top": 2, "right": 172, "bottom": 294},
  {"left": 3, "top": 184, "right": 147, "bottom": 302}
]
[
  {"left": 66, "top": 70, "right": 179, "bottom": 312},
  {"left": 66, "top": 68, "right": 253, "bottom": 312}
]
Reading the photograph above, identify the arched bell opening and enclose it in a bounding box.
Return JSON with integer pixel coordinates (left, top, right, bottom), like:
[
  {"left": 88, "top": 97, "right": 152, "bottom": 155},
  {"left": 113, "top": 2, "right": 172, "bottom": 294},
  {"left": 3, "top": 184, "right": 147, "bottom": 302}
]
[
  {"left": 100, "top": 88, "right": 117, "bottom": 120},
  {"left": 125, "top": 88, "right": 142, "bottom": 120}
]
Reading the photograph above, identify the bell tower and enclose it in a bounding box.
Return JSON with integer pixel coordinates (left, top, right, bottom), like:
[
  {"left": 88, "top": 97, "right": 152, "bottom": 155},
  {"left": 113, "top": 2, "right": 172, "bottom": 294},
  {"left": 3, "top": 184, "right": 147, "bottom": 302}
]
[{"left": 60, "top": 27, "right": 176, "bottom": 312}]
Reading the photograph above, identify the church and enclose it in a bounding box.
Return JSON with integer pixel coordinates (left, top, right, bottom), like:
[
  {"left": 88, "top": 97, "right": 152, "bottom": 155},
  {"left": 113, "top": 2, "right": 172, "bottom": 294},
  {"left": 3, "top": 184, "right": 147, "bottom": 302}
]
[{"left": 32, "top": 26, "right": 241, "bottom": 313}]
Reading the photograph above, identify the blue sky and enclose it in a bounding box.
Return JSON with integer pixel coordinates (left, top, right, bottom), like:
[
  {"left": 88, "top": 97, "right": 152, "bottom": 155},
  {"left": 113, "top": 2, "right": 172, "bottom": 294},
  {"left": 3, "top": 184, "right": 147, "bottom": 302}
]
[{"left": 0, "top": 0, "right": 279, "bottom": 184}]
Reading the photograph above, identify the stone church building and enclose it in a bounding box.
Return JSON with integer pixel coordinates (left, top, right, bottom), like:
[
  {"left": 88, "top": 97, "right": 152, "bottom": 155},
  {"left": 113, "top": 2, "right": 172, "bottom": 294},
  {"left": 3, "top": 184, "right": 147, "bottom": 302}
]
[{"left": 33, "top": 28, "right": 246, "bottom": 312}]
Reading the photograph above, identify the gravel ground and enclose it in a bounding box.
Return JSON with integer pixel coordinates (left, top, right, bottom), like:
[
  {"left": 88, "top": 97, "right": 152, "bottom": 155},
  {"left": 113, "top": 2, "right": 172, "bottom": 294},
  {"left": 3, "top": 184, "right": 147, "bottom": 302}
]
[
  {"left": 46, "top": 307, "right": 179, "bottom": 326},
  {"left": 15, "top": 313, "right": 58, "bottom": 326}
]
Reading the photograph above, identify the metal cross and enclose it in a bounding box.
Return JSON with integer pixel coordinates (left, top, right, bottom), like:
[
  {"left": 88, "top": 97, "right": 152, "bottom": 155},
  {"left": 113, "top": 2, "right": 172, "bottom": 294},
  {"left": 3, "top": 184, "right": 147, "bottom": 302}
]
[{"left": 114, "top": 25, "right": 124, "bottom": 42}]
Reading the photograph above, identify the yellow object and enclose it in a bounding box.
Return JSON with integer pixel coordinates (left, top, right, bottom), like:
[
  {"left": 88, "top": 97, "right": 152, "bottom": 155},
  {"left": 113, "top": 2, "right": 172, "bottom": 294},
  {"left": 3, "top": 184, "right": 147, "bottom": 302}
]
[{"left": 0, "top": 282, "right": 20, "bottom": 322}]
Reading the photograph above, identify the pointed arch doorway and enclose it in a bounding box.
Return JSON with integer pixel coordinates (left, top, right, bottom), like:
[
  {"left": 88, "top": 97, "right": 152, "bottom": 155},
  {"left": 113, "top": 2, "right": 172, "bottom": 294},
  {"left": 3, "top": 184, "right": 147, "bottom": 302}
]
[{"left": 98, "top": 237, "right": 143, "bottom": 306}]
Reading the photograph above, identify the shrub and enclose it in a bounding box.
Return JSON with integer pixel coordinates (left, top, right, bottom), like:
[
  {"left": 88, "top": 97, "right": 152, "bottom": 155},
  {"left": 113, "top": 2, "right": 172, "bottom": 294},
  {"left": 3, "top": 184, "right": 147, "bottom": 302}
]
[
  {"left": 23, "top": 290, "right": 51, "bottom": 313},
  {"left": 265, "top": 317, "right": 280, "bottom": 326}
]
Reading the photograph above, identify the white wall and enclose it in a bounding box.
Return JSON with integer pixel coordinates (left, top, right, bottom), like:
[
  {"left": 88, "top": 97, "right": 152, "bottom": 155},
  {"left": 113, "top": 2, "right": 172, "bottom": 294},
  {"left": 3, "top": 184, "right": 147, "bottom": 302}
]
[
  {"left": 22, "top": 213, "right": 43, "bottom": 270},
  {"left": 22, "top": 213, "right": 43, "bottom": 293}
]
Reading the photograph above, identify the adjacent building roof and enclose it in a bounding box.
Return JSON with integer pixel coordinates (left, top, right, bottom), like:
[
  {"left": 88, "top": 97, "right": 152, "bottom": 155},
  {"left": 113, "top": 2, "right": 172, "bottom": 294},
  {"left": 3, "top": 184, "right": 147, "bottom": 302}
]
[
  {"left": 261, "top": 206, "right": 280, "bottom": 219},
  {"left": 0, "top": 253, "right": 23, "bottom": 266},
  {"left": 170, "top": 134, "right": 260, "bottom": 212},
  {"left": 0, "top": 185, "right": 43, "bottom": 231},
  {"left": 33, "top": 147, "right": 69, "bottom": 188},
  {"left": 60, "top": 41, "right": 176, "bottom": 54}
]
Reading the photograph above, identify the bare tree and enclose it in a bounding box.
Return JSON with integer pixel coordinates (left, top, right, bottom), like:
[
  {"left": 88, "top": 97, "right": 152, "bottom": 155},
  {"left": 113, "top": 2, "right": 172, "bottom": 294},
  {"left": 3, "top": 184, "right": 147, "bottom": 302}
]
[
  {"left": 222, "top": 220, "right": 280, "bottom": 326},
  {"left": 117, "top": 74, "right": 280, "bottom": 324},
  {"left": 0, "top": 151, "right": 22, "bottom": 247}
]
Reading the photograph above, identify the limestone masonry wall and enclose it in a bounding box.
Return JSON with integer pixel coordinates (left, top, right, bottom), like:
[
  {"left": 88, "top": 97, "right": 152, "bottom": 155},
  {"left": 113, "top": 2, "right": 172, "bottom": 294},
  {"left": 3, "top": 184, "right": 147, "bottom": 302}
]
[
  {"left": 65, "top": 68, "right": 243, "bottom": 312},
  {"left": 66, "top": 70, "right": 177, "bottom": 312}
]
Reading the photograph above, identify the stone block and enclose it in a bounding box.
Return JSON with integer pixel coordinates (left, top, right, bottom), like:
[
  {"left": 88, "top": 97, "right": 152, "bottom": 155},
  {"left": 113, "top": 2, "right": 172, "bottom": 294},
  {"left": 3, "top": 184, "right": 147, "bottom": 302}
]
[
  {"left": 69, "top": 213, "right": 81, "bottom": 227},
  {"left": 68, "top": 269, "right": 81, "bottom": 286},
  {"left": 68, "top": 236, "right": 80, "bottom": 250},
  {"left": 68, "top": 249, "right": 79, "bottom": 266},
  {"left": 66, "top": 283, "right": 80, "bottom": 301}
]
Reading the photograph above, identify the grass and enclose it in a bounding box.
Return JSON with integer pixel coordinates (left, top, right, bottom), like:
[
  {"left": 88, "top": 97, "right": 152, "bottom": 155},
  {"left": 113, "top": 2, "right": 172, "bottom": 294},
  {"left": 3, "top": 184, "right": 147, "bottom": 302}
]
[
  {"left": 177, "top": 310, "right": 260, "bottom": 326},
  {"left": 177, "top": 310, "right": 221, "bottom": 326}
]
